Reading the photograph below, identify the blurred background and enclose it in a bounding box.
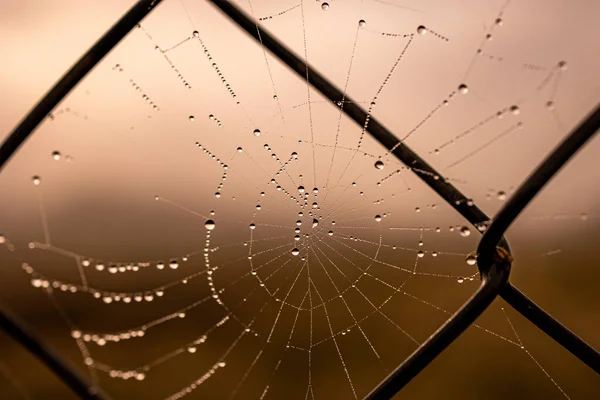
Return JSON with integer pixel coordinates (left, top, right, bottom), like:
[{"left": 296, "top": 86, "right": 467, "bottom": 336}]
[{"left": 0, "top": 0, "right": 599, "bottom": 398}]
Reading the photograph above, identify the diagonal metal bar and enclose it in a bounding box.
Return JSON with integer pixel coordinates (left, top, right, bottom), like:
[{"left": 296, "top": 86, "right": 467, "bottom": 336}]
[
  {"left": 500, "top": 283, "right": 600, "bottom": 373},
  {"left": 207, "top": 2, "right": 513, "bottom": 399},
  {"left": 0, "top": 0, "right": 596, "bottom": 399},
  {"left": 0, "top": 1, "right": 163, "bottom": 398},
  {"left": 0, "top": 303, "right": 111, "bottom": 400},
  {"left": 210, "top": 1, "right": 600, "bottom": 398},
  {"left": 478, "top": 104, "right": 600, "bottom": 266},
  {"left": 0, "top": 0, "right": 163, "bottom": 171},
  {"left": 365, "top": 251, "right": 511, "bottom": 399},
  {"left": 207, "top": 0, "right": 491, "bottom": 230},
  {"left": 477, "top": 104, "right": 600, "bottom": 371}
]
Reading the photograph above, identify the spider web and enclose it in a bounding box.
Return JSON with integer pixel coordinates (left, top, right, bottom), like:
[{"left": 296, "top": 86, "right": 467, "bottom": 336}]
[{"left": 1, "top": 0, "right": 599, "bottom": 399}]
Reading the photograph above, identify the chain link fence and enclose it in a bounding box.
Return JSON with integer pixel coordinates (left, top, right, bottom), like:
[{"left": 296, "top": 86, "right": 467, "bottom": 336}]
[{"left": 1, "top": 1, "right": 598, "bottom": 398}]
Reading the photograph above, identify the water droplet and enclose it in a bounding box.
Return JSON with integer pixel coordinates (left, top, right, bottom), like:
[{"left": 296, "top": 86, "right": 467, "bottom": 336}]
[
  {"left": 459, "top": 226, "right": 471, "bottom": 237},
  {"left": 495, "top": 18, "right": 503, "bottom": 26},
  {"left": 296, "top": 220, "right": 302, "bottom": 226},
  {"left": 417, "top": 251, "right": 424, "bottom": 258},
  {"left": 253, "top": 129, "right": 261, "bottom": 137},
  {"left": 497, "top": 191, "right": 507, "bottom": 201},
  {"left": 328, "top": 231, "right": 333, "bottom": 236},
  {"left": 52, "top": 151, "right": 61, "bottom": 160},
  {"left": 466, "top": 255, "right": 477, "bottom": 266},
  {"left": 458, "top": 84, "right": 469, "bottom": 94},
  {"left": 546, "top": 101, "right": 555, "bottom": 110},
  {"left": 294, "top": 235, "right": 300, "bottom": 241},
  {"left": 312, "top": 218, "right": 319, "bottom": 228},
  {"left": 313, "top": 187, "right": 318, "bottom": 194},
  {"left": 189, "top": 115, "right": 195, "bottom": 122},
  {"left": 374, "top": 160, "right": 384, "bottom": 170},
  {"left": 432, "top": 251, "right": 438, "bottom": 257},
  {"left": 193, "top": 30, "right": 199, "bottom": 38},
  {"left": 375, "top": 215, "right": 382, "bottom": 222},
  {"left": 358, "top": 20, "right": 366, "bottom": 27},
  {"left": 510, "top": 105, "right": 520, "bottom": 115},
  {"left": 457, "top": 277, "right": 464, "bottom": 284},
  {"left": 292, "top": 152, "right": 298, "bottom": 159},
  {"left": 558, "top": 61, "right": 567, "bottom": 71},
  {"left": 298, "top": 186, "right": 305, "bottom": 193},
  {"left": 32, "top": 176, "right": 41, "bottom": 185},
  {"left": 169, "top": 260, "right": 179, "bottom": 269},
  {"left": 321, "top": 2, "right": 329, "bottom": 11},
  {"left": 205, "top": 220, "right": 215, "bottom": 230},
  {"left": 312, "top": 202, "right": 318, "bottom": 209},
  {"left": 291, "top": 248, "right": 300, "bottom": 256},
  {"left": 250, "top": 223, "right": 256, "bottom": 230},
  {"left": 215, "top": 192, "right": 221, "bottom": 198},
  {"left": 237, "top": 147, "right": 243, "bottom": 152},
  {"left": 417, "top": 25, "right": 427, "bottom": 35}
]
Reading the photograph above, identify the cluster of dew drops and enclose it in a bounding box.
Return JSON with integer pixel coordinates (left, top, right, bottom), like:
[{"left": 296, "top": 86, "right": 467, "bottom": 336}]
[
  {"left": 187, "top": 104, "right": 512, "bottom": 284},
  {"left": 3, "top": 13, "right": 587, "bottom": 396},
  {"left": 197, "top": 154, "right": 481, "bottom": 286},
  {"left": 26, "top": 12, "right": 538, "bottom": 299},
  {"left": 23, "top": 147, "right": 559, "bottom": 285}
]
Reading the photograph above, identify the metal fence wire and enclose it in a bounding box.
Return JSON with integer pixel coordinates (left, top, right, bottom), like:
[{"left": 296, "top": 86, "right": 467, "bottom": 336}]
[{"left": 0, "top": 1, "right": 599, "bottom": 399}]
